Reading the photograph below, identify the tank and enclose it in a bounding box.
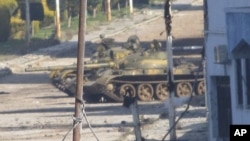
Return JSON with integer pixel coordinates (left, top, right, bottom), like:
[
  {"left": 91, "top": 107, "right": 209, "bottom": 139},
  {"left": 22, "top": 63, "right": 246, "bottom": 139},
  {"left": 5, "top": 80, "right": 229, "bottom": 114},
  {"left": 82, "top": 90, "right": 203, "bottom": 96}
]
[
  {"left": 24, "top": 34, "right": 142, "bottom": 101},
  {"left": 25, "top": 38, "right": 205, "bottom": 103},
  {"left": 90, "top": 39, "right": 205, "bottom": 102}
]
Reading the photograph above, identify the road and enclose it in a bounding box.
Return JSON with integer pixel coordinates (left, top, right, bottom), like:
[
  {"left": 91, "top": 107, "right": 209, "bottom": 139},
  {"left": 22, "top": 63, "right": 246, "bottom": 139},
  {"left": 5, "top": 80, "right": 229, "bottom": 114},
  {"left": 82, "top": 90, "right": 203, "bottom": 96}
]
[{"left": 0, "top": 1, "right": 207, "bottom": 141}]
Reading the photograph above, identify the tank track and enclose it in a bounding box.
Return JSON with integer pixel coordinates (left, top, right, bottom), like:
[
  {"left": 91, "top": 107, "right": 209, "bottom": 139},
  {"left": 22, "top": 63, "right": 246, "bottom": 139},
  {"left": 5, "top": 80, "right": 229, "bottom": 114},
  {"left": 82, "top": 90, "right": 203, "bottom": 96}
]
[
  {"left": 49, "top": 72, "right": 205, "bottom": 103},
  {"left": 95, "top": 73, "right": 205, "bottom": 102}
]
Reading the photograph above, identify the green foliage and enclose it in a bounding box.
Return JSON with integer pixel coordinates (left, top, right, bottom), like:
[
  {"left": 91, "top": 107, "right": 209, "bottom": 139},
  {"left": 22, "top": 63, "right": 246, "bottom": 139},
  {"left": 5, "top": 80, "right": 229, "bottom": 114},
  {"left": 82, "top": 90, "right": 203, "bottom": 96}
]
[
  {"left": 111, "top": 0, "right": 121, "bottom": 8},
  {"left": 46, "top": 0, "right": 67, "bottom": 11},
  {"left": 87, "top": 0, "right": 102, "bottom": 17},
  {"left": 46, "top": 0, "right": 68, "bottom": 20},
  {"left": 10, "top": 17, "right": 25, "bottom": 39},
  {"left": 135, "top": 0, "right": 150, "bottom": 5},
  {"left": 0, "top": 7, "right": 11, "bottom": 42},
  {"left": 46, "top": 0, "right": 79, "bottom": 21},
  {"left": 0, "top": 0, "right": 18, "bottom": 41},
  {"left": 40, "top": 0, "right": 54, "bottom": 27},
  {"left": 66, "top": 0, "right": 80, "bottom": 17},
  {"left": 88, "top": 0, "right": 102, "bottom": 8},
  {"left": 87, "top": 0, "right": 102, "bottom": 12},
  {"left": 0, "top": 0, "right": 18, "bottom": 14},
  {"left": 33, "top": 21, "right": 40, "bottom": 34}
]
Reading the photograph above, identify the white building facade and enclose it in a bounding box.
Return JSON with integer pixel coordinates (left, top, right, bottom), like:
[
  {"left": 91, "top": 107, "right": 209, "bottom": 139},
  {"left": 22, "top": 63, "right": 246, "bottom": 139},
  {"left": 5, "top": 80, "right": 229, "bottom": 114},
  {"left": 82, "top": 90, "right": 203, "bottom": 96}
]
[{"left": 205, "top": 0, "right": 250, "bottom": 141}]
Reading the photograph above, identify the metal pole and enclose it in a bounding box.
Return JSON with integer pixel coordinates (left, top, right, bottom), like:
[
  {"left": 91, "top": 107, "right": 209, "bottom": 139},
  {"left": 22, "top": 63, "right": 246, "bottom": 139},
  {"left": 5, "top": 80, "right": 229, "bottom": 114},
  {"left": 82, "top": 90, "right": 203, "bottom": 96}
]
[
  {"left": 203, "top": 0, "right": 208, "bottom": 115},
  {"left": 129, "top": 0, "right": 133, "bottom": 15},
  {"left": 164, "top": 0, "right": 176, "bottom": 140},
  {"left": 130, "top": 100, "right": 142, "bottom": 141},
  {"left": 25, "top": 0, "right": 30, "bottom": 47},
  {"left": 73, "top": 0, "right": 86, "bottom": 141},
  {"left": 106, "top": 0, "right": 112, "bottom": 21},
  {"left": 166, "top": 36, "right": 176, "bottom": 140},
  {"left": 55, "top": 0, "right": 61, "bottom": 39}
]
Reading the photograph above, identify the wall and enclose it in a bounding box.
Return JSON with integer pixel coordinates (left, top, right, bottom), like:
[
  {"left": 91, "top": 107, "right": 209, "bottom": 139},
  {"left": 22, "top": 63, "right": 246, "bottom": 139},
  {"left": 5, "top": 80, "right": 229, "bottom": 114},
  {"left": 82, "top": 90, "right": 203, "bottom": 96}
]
[{"left": 205, "top": 0, "right": 250, "bottom": 141}]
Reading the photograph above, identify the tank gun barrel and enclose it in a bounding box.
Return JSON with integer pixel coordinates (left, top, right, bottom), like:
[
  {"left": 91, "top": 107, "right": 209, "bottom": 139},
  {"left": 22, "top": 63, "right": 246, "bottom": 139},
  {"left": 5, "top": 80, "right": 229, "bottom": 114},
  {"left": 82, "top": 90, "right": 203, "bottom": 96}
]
[
  {"left": 25, "top": 62, "right": 116, "bottom": 72},
  {"left": 84, "top": 62, "right": 116, "bottom": 69},
  {"left": 25, "top": 65, "right": 77, "bottom": 72}
]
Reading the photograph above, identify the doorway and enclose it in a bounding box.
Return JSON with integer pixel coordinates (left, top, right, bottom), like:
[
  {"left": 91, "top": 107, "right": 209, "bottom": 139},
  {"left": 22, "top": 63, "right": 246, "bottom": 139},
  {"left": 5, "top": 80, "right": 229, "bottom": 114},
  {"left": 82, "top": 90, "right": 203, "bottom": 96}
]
[{"left": 216, "top": 76, "right": 232, "bottom": 140}]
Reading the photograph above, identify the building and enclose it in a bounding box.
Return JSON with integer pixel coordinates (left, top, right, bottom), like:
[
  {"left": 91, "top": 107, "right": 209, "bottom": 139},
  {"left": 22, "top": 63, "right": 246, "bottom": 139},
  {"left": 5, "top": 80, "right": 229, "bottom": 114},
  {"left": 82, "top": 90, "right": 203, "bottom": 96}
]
[{"left": 205, "top": 0, "right": 250, "bottom": 141}]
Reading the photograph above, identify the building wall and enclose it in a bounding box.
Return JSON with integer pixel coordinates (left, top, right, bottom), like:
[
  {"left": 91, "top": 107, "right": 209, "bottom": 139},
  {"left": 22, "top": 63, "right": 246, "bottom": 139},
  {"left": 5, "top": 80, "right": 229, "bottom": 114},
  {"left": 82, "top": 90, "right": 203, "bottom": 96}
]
[{"left": 205, "top": 0, "right": 250, "bottom": 141}]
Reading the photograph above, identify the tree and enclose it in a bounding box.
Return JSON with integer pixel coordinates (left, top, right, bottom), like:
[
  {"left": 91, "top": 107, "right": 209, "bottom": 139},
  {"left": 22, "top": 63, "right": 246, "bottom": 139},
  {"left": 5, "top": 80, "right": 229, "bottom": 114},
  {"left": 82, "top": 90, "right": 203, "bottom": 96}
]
[
  {"left": 0, "top": 7, "right": 10, "bottom": 42},
  {"left": 46, "top": 0, "right": 79, "bottom": 27},
  {"left": 0, "top": 0, "right": 18, "bottom": 14},
  {"left": 105, "top": 0, "right": 111, "bottom": 21},
  {"left": 66, "top": 0, "right": 79, "bottom": 27},
  {"left": 111, "top": 0, "right": 121, "bottom": 11},
  {"left": 0, "top": 0, "right": 17, "bottom": 42},
  {"left": 20, "top": 2, "right": 44, "bottom": 21},
  {"left": 87, "top": 0, "right": 102, "bottom": 18}
]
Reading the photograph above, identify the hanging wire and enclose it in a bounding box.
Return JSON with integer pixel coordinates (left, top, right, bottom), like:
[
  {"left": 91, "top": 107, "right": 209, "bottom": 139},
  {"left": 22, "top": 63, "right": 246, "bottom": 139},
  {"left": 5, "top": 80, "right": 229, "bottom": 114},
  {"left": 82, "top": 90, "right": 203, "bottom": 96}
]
[
  {"left": 82, "top": 107, "right": 100, "bottom": 141},
  {"left": 62, "top": 100, "right": 100, "bottom": 141},
  {"left": 62, "top": 115, "right": 83, "bottom": 141}
]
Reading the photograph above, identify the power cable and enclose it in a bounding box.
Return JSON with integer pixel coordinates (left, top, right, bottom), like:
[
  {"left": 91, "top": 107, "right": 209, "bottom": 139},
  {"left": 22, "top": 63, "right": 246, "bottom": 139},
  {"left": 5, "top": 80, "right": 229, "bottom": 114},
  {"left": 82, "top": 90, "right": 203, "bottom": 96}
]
[{"left": 62, "top": 101, "right": 100, "bottom": 141}]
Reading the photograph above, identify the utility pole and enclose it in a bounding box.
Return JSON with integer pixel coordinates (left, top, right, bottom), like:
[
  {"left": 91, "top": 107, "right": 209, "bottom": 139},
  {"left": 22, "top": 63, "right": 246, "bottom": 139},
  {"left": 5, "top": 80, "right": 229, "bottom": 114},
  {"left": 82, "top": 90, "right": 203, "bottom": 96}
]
[
  {"left": 129, "top": 0, "right": 133, "bottom": 15},
  {"left": 105, "top": 0, "right": 112, "bottom": 22},
  {"left": 130, "top": 99, "right": 142, "bottom": 141},
  {"left": 73, "top": 0, "right": 86, "bottom": 141},
  {"left": 164, "top": 0, "right": 176, "bottom": 140},
  {"left": 123, "top": 92, "right": 142, "bottom": 141},
  {"left": 25, "top": 0, "right": 30, "bottom": 47},
  {"left": 55, "top": 0, "right": 61, "bottom": 39}
]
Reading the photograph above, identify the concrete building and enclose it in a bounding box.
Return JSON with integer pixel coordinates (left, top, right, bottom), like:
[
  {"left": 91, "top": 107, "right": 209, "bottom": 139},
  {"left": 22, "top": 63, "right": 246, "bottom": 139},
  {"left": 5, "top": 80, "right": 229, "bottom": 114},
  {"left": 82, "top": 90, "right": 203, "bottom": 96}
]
[{"left": 205, "top": 0, "right": 250, "bottom": 141}]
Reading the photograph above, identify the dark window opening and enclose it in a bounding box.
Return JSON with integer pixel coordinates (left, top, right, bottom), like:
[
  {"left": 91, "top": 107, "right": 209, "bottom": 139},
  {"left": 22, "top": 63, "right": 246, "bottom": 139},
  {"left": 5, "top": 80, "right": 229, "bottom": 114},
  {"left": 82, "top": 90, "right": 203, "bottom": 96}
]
[
  {"left": 236, "top": 59, "right": 243, "bottom": 106},
  {"left": 216, "top": 76, "right": 231, "bottom": 138},
  {"left": 246, "top": 59, "right": 250, "bottom": 107}
]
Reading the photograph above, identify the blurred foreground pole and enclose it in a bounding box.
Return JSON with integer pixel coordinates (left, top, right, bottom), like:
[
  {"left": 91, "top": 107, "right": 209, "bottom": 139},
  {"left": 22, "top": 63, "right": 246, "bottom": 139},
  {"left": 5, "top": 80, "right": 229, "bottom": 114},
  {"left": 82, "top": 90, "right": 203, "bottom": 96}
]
[
  {"left": 164, "top": 0, "right": 176, "bottom": 140},
  {"left": 130, "top": 100, "right": 142, "bottom": 141},
  {"left": 123, "top": 93, "right": 142, "bottom": 141},
  {"left": 25, "top": 0, "right": 30, "bottom": 47},
  {"left": 105, "top": 0, "right": 112, "bottom": 21},
  {"left": 55, "top": 0, "right": 61, "bottom": 39},
  {"left": 73, "top": 0, "right": 86, "bottom": 141},
  {"left": 129, "top": 0, "right": 133, "bottom": 15}
]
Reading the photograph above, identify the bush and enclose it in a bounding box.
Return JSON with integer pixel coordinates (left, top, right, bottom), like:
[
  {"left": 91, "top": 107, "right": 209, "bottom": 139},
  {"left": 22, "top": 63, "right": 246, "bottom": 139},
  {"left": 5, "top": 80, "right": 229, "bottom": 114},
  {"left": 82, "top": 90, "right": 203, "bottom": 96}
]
[
  {"left": 0, "top": 0, "right": 18, "bottom": 13},
  {"left": 40, "top": 0, "right": 55, "bottom": 27},
  {"left": 33, "top": 21, "right": 40, "bottom": 34},
  {"left": 10, "top": 17, "right": 25, "bottom": 39}
]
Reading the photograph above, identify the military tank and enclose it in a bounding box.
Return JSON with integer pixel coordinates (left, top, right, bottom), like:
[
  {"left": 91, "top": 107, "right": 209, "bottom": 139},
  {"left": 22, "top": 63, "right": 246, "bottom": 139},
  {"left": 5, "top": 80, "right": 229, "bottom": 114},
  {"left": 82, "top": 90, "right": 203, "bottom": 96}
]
[
  {"left": 25, "top": 34, "right": 142, "bottom": 101},
  {"left": 86, "top": 39, "right": 205, "bottom": 102},
  {"left": 25, "top": 37, "right": 205, "bottom": 103}
]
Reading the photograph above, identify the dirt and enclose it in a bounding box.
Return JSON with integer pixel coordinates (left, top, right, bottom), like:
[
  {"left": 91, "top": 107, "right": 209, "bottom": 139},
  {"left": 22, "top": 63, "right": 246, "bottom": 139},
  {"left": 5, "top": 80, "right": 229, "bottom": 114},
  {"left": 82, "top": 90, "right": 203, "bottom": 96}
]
[{"left": 0, "top": 1, "right": 207, "bottom": 141}]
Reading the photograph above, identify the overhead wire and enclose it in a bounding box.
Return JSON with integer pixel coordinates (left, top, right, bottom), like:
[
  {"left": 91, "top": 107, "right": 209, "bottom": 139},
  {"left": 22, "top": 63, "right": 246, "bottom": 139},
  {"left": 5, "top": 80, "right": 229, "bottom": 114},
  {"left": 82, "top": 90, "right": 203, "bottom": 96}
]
[{"left": 62, "top": 99, "right": 100, "bottom": 141}]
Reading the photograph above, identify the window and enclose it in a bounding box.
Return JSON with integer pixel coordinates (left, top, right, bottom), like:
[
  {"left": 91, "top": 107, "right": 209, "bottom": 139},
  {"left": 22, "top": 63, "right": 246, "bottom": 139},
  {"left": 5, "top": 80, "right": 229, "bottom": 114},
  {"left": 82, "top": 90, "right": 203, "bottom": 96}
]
[
  {"left": 236, "top": 58, "right": 250, "bottom": 108},
  {"left": 245, "top": 59, "right": 250, "bottom": 107},
  {"left": 236, "top": 59, "right": 243, "bottom": 106}
]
